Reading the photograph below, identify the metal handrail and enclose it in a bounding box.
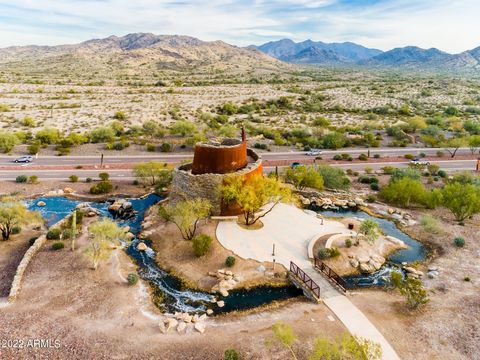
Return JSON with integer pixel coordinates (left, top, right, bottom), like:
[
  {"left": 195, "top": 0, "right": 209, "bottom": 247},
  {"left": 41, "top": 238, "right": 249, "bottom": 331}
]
[
  {"left": 290, "top": 261, "right": 321, "bottom": 298},
  {"left": 314, "top": 257, "right": 348, "bottom": 293}
]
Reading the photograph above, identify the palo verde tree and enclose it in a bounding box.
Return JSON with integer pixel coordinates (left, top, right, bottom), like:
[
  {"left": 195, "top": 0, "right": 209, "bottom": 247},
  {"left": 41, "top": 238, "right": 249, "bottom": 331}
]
[
  {"left": 133, "top": 161, "right": 172, "bottom": 187},
  {"left": 283, "top": 165, "right": 324, "bottom": 191},
  {"left": 391, "top": 272, "right": 429, "bottom": 309},
  {"left": 222, "top": 175, "right": 291, "bottom": 226},
  {"left": 158, "top": 198, "right": 212, "bottom": 240},
  {"left": 269, "top": 321, "right": 381, "bottom": 360},
  {"left": 0, "top": 202, "right": 41, "bottom": 241},
  {"left": 441, "top": 182, "right": 480, "bottom": 222},
  {"left": 85, "top": 218, "right": 127, "bottom": 270}
]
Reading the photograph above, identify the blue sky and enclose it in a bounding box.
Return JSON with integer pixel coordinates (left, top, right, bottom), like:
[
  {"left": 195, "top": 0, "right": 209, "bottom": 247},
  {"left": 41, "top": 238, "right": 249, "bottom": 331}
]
[{"left": 0, "top": 0, "right": 478, "bottom": 53}]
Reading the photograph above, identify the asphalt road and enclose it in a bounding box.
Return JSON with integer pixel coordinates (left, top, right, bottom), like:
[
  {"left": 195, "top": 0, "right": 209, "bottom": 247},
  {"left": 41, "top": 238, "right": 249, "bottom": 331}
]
[
  {"left": 0, "top": 147, "right": 476, "bottom": 167},
  {"left": 0, "top": 159, "right": 476, "bottom": 181}
]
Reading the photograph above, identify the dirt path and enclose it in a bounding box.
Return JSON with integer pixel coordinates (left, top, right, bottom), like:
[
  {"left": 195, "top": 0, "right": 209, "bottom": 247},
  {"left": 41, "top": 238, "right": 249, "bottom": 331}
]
[{"left": 0, "top": 229, "right": 42, "bottom": 297}]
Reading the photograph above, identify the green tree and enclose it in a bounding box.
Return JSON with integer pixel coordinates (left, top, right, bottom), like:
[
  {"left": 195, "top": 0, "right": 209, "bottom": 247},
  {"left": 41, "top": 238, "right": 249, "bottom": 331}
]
[
  {"left": 284, "top": 166, "right": 324, "bottom": 191},
  {"left": 35, "top": 127, "right": 60, "bottom": 145},
  {"left": 390, "top": 272, "right": 429, "bottom": 309},
  {"left": 90, "top": 127, "right": 116, "bottom": 143},
  {"left": 222, "top": 175, "right": 291, "bottom": 226},
  {"left": 170, "top": 120, "right": 197, "bottom": 137},
  {"left": 358, "top": 219, "right": 380, "bottom": 245},
  {"left": 309, "top": 333, "right": 382, "bottom": 360},
  {"left": 133, "top": 162, "right": 172, "bottom": 187},
  {"left": 85, "top": 218, "right": 127, "bottom": 270},
  {"left": 468, "top": 135, "right": 480, "bottom": 154},
  {"left": 380, "top": 178, "right": 426, "bottom": 208},
  {"left": 0, "top": 202, "right": 41, "bottom": 241},
  {"left": 317, "top": 166, "right": 350, "bottom": 190},
  {"left": 322, "top": 132, "right": 346, "bottom": 150},
  {"left": 159, "top": 199, "right": 212, "bottom": 240},
  {"left": 271, "top": 322, "right": 298, "bottom": 360},
  {"left": 442, "top": 137, "right": 465, "bottom": 158},
  {"left": 0, "top": 131, "right": 18, "bottom": 153},
  {"left": 441, "top": 182, "right": 480, "bottom": 222}
]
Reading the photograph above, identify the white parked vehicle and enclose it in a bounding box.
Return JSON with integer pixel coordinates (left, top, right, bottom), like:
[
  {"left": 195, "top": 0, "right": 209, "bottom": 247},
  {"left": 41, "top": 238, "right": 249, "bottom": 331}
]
[
  {"left": 410, "top": 158, "right": 430, "bottom": 166},
  {"left": 306, "top": 150, "right": 322, "bottom": 156},
  {"left": 13, "top": 155, "right": 33, "bottom": 163}
]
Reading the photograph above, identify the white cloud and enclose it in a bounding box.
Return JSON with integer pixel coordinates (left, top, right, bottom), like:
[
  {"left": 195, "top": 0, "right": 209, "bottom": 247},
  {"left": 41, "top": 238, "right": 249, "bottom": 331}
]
[{"left": 0, "top": 0, "right": 478, "bottom": 52}]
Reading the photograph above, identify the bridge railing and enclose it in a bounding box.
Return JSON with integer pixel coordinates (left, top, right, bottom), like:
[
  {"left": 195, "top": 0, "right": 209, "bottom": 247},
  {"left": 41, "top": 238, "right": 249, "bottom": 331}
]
[
  {"left": 314, "top": 257, "right": 348, "bottom": 293},
  {"left": 290, "top": 261, "right": 321, "bottom": 299}
]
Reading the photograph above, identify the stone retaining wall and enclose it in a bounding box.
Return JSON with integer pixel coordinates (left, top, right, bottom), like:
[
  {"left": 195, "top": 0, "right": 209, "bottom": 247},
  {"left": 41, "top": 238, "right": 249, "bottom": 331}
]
[
  {"left": 170, "top": 148, "right": 262, "bottom": 215},
  {"left": 8, "top": 215, "right": 70, "bottom": 302}
]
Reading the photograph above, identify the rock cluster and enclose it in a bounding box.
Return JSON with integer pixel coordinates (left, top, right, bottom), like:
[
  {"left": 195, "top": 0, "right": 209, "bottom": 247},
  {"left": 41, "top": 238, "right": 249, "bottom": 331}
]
[
  {"left": 350, "top": 254, "right": 386, "bottom": 273},
  {"left": 107, "top": 198, "right": 137, "bottom": 220},
  {"left": 159, "top": 312, "right": 209, "bottom": 335},
  {"left": 427, "top": 266, "right": 440, "bottom": 279},
  {"left": 297, "top": 191, "right": 365, "bottom": 211},
  {"left": 376, "top": 208, "right": 416, "bottom": 226},
  {"left": 208, "top": 269, "right": 241, "bottom": 297},
  {"left": 75, "top": 202, "right": 101, "bottom": 217},
  {"left": 138, "top": 213, "right": 156, "bottom": 239}
]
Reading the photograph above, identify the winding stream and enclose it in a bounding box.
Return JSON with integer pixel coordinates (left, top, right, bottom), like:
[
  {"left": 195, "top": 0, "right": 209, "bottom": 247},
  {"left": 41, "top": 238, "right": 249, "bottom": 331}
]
[
  {"left": 316, "top": 208, "right": 427, "bottom": 287},
  {"left": 27, "top": 195, "right": 302, "bottom": 314}
]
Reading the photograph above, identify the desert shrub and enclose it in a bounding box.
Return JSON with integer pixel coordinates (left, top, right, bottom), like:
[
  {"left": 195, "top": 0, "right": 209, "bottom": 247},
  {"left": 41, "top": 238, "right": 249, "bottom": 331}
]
[
  {"left": 420, "top": 215, "right": 442, "bottom": 234},
  {"left": 192, "top": 234, "right": 212, "bottom": 257},
  {"left": 99, "top": 172, "right": 110, "bottom": 181},
  {"left": 90, "top": 127, "right": 115, "bottom": 143},
  {"left": 127, "top": 273, "right": 139, "bottom": 285},
  {"left": 160, "top": 143, "right": 172, "bottom": 152},
  {"left": 382, "top": 166, "right": 395, "bottom": 175},
  {"left": 366, "top": 194, "right": 377, "bottom": 203},
  {"left": 224, "top": 349, "right": 240, "bottom": 360},
  {"left": 146, "top": 144, "right": 156, "bottom": 152},
  {"left": 27, "top": 142, "right": 40, "bottom": 155},
  {"left": 317, "top": 247, "right": 339, "bottom": 259},
  {"left": 28, "top": 175, "right": 38, "bottom": 184},
  {"left": 46, "top": 228, "right": 61, "bottom": 240},
  {"left": 373, "top": 153, "right": 381, "bottom": 158},
  {"left": 436, "top": 150, "right": 445, "bottom": 157},
  {"left": 345, "top": 239, "right": 352, "bottom": 248},
  {"left": 90, "top": 181, "right": 113, "bottom": 194},
  {"left": 51, "top": 242, "right": 64, "bottom": 251},
  {"left": 29, "top": 237, "right": 38, "bottom": 246},
  {"left": 358, "top": 153, "right": 368, "bottom": 161},
  {"left": 333, "top": 154, "right": 342, "bottom": 161},
  {"left": 11, "top": 226, "right": 21, "bottom": 235},
  {"left": 86, "top": 177, "right": 92, "bottom": 183},
  {"left": 438, "top": 170, "right": 447, "bottom": 178},
  {"left": 225, "top": 256, "right": 236, "bottom": 267},
  {"left": 380, "top": 178, "right": 426, "bottom": 207},
  {"left": 454, "top": 237, "right": 465, "bottom": 247},
  {"left": 364, "top": 166, "right": 373, "bottom": 174},
  {"left": 62, "top": 228, "right": 74, "bottom": 239},
  {"left": 254, "top": 143, "right": 268, "bottom": 150},
  {"left": 15, "top": 175, "right": 28, "bottom": 183},
  {"left": 69, "top": 175, "right": 78, "bottom": 183},
  {"left": 358, "top": 176, "right": 378, "bottom": 184},
  {"left": 317, "top": 166, "right": 350, "bottom": 190},
  {"left": 370, "top": 183, "right": 380, "bottom": 191},
  {"left": 404, "top": 154, "right": 415, "bottom": 160}
]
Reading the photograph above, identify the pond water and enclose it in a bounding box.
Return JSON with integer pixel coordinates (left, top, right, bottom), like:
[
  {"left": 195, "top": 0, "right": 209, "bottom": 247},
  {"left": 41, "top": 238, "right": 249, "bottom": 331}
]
[
  {"left": 27, "top": 195, "right": 302, "bottom": 314},
  {"left": 316, "top": 208, "right": 427, "bottom": 287}
]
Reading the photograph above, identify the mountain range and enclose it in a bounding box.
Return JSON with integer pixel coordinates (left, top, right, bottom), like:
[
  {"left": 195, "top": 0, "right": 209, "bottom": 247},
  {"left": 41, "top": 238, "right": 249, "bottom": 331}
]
[
  {"left": 1, "top": 33, "right": 480, "bottom": 78},
  {"left": 251, "top": 39, "right": 480, "bottom": 71},
  {"left": 0, "top": 33, "right": 289, "bottom": 80}
]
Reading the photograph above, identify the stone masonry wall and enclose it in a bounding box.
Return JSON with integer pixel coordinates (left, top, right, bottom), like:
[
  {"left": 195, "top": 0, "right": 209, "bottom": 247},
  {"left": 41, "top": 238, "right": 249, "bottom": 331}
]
[{"left": 8, "top": 215, "right": 70, "bottom": 302}]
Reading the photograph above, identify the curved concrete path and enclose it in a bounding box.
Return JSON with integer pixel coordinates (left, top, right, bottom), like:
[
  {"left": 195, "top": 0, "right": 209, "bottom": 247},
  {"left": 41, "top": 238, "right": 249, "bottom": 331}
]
[{"left": 216, "top": 203, "right": 400, "bottom": 360}]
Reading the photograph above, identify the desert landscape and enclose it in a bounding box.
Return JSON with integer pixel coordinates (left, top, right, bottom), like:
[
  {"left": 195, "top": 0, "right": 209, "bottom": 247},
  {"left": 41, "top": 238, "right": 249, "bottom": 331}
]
[{"left": 1, "top": 2, "right": 480, "bottom": 359}]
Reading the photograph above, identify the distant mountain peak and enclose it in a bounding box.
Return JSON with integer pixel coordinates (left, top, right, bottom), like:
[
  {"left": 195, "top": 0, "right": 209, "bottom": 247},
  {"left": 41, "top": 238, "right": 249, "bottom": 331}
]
[{"left": 251, "top": 38, "right": 382, "bottom": 64}]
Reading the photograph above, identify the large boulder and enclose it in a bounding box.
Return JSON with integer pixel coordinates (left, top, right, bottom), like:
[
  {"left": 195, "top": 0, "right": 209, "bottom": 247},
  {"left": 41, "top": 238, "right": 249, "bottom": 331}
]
[
  {"left": 37, "top": 201, "right": 46, "bottom": 207},
  {"left": 164, "top": 318, "right": 178, "bottom": 332},
  {"left": 177, "top": 321, "right": 187, "bottom": 333},
  {"left": 136, "top": 242, "right": 148, "bottom": 251},
  {"left": 194, "top": 323, "right": 206, "bottom": 334}
]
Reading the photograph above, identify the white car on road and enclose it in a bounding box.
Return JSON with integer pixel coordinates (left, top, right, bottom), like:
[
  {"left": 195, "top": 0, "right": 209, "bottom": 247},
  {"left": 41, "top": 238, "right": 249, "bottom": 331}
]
[
  {"left": 306, "top": 150, "right": 322, "bottom": 156},
  {"left": 410, "top": 158, "right": 430, "bottom": 166}
]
